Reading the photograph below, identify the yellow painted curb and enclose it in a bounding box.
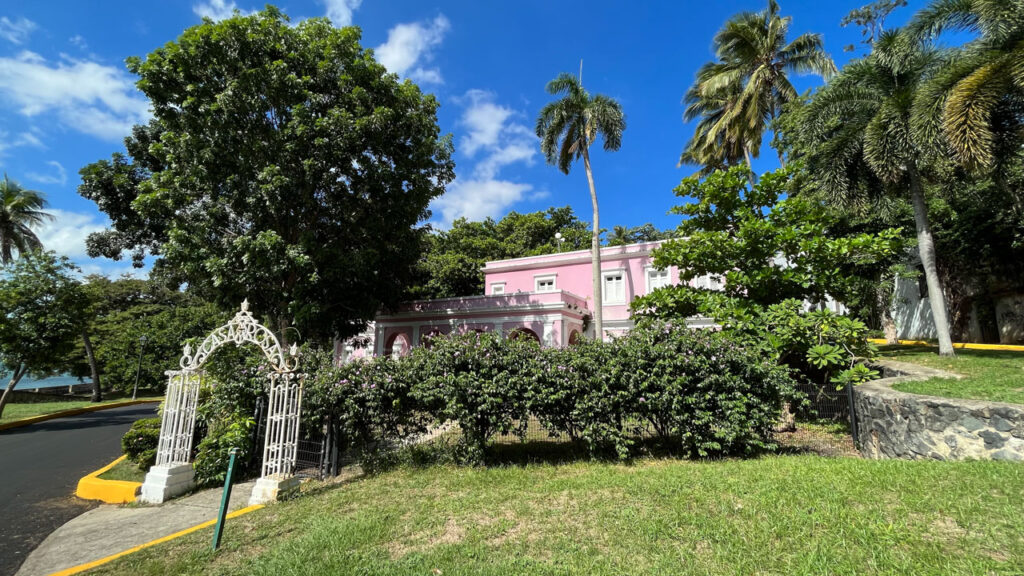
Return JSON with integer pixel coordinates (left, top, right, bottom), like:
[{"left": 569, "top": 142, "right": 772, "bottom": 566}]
[
  {"left": 0, "top": 399, "right": 161, "bottom": 432},
  {"left": 45, "top": 504, "right": 265, "bottom": 576},
  {"left": 75, "top": 455, "right": 142, "bottom": 504},
  {"left": 869, "top": 338, "right": 1024, "bottom": 352}
]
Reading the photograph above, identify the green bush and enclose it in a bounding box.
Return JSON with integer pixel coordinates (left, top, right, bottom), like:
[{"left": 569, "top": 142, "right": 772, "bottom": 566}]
[
  {"left": 301, "top": 323, "right": 794, "bottom": 465},
  {"left": 617, "top": 323, "right": 795, "bottom": 457},
  {"left": 306, "top": 349, "right": 428, "bottom": 472},
  {"left": 411, "top": 332, "right": 539, "bottom": 463},
  {"left": 122, "top": 417, "right": 161, "bottom": 470},
  {"left": 192, "top": 346, "right": 265, "bottom": 485},
  {"left": 721, "top": 300, "right": 879, "bottom": 390},
  {"left": 530, "top": 340, "right": 635, "bottom": 458}
]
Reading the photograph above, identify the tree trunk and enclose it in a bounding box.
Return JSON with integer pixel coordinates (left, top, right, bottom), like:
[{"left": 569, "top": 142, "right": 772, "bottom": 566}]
[
  {"left": 743, "top": 145, "right": 757, "bottom": 185},
  {"left": 581, "top": 146, "right": 603, "bottom": 340},
  {"left": 877, "top": 276, "right": 898, "bottom": 345},
  {"left": 908, "top": 167, "right": 955, "bottom": 356},
  {"left": 82, "top": 329, "right": 102, "bottom": 402},
  {"left": 0, "top": 365, "right": 28, "bottom": 420}
]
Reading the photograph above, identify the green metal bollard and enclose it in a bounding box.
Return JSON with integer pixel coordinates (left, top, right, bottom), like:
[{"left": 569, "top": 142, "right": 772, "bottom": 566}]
[{"left": 211, "top": 447, "right": 239, "bottom": 551}]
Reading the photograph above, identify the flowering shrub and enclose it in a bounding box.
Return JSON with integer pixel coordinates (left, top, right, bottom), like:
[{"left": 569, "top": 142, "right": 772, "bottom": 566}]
[
  {"left": 303, "top": 324, "right": 795, "bottom": 465},
  {"left": 530, "top": 340, "right": 636, "bottom": 459},
  {"left": 616, "top": 323, "right": 795, "bottom": 457},
  {"left": 306, "top": 349, "right": 428, "bottom": 471},
  {"left": 410, "top": 332, "right": 539, "bottom": 463}
]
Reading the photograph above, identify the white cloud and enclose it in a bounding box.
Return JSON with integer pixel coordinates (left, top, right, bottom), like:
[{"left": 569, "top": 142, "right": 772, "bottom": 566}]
[
  {"left": 193, "top": 0, "right": 252, "bottom": 21},
  {"left": 69, "top": 35, "right": 87, "bottom": 50},
  {"left": 0, "top": 129, "right": 45, "bottom": 156},
  {"left": 34, "top": 209, "right": 148, "bottom": 277},
  {"left": 322, "top": 0, "right": 362, "bottom": 26},
  {"left": 459, "top": 89, "right": 514, "bottom": 156},
  {"left": 35, "top": 209, "right": 108, "bottom": 259},
  {"left": 432, "top": 179, "right": 534, "bottom": 225},
  {"left": 375, "top": 15, "right": 449, "bottom": 84},
  {"left": 430, "top": 90, "right": 540, "bottom": 227},
  {"left": 0, "top": 17, "right": 36, "bottom": 45},
  {"left": 26, "top": 161, "right": 66, "bottom": 186},
  {"left": 0, "top": 51, "right": 150, "bottom": 142}
]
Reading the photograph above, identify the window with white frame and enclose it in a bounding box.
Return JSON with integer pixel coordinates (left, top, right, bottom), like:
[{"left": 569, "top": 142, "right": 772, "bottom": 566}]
[
  {"left": 534, "top": 274, "right": 557, "bottom": 293},
  {"left": 602, "top": 270, "right": 626, "bottom": 304},
  {"left": 646, "top": 267, "right": 670, "bottom": 292},
  {"left": 490, "top": 282, "right": 506, "bottom": 295},
  {"left": 694, "top": 274, "right": 724, "bottom": 291}
]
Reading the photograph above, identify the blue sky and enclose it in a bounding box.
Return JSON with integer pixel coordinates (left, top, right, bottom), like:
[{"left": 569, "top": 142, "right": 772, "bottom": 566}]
[{"left": 0, "top": 0, "right": 921, "bottom": 276}]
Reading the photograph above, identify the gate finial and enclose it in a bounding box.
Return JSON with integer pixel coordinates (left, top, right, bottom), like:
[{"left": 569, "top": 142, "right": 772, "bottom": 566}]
[{"left": 241, "top": 298, "right": 250, "bottom": 313}]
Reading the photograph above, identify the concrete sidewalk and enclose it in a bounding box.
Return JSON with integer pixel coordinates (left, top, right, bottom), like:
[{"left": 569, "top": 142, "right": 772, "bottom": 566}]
[{"left": 16, "top": 480, "right": 257, "bottom": 576}]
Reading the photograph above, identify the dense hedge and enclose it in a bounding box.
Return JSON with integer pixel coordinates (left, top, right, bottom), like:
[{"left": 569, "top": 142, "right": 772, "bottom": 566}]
[
  {"left": 122, "top": 417, "right": 161, "bottom": 470},
  {"left": 307, "top": 323, "right": 796, "bottom": 464}
]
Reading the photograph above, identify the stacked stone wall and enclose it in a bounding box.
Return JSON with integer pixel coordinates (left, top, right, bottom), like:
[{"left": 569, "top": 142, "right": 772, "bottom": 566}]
[{"left": 854, "top": 360, "right": 1024, "bottom": 461}]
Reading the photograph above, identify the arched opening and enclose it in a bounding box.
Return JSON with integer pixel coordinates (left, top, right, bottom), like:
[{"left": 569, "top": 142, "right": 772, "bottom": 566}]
[
  {"left": 141, "top": 300, "right": 305, "bottom": 505},
  {"left": 385, "top": 332, "right": 412, "bottom": 357},
  {"left": 568, "top": 330, "right": 582, "bottom": 346},
  {"left": 508, "top": 327, "right": 541, "bottom": 344}
]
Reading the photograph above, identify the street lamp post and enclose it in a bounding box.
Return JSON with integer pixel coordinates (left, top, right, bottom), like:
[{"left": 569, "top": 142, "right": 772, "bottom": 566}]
[
  {"left": 132, "top": 334, "right": 148, "bottom": 400},
  {"left": 555, "top": 232, "right": 565, "bottom": 252}
]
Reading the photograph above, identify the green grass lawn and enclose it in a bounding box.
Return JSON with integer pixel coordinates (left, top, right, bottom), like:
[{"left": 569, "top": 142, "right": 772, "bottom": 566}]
[
  {"left": 87, "top": 455, "right": 1024, "bottom": 575},
  {"left": 880, "top": 345, "right": 1024, "bottom": 405},
  {"left": 98, "top": 458, "right": 147, "bottom": 483},
  {"left": 0, "top": 393, "right": 162, "bottom": 424}
]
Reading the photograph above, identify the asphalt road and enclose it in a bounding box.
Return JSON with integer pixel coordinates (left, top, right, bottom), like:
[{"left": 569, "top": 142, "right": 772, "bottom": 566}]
[{"left": 0, "top": 404, "right": 158, "bottom": 576}]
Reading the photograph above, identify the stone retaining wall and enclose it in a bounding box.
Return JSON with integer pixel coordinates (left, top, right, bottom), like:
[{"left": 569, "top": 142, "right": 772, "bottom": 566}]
[{"left": 853, "top": 360, "right": 1024, "bottom": 461}]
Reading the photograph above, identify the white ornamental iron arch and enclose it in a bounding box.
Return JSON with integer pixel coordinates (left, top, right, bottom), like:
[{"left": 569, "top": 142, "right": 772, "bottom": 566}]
[{"left": 154, "top": 299, "right": 307, "bottom": 485}]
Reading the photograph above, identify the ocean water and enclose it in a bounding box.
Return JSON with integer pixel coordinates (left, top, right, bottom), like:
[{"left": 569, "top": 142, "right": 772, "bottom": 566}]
[{"left": 0, "top": 367, "right": 85, "bottom": 390}]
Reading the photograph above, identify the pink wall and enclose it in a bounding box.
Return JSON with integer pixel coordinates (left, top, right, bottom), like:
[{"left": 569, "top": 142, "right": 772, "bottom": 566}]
[{"left": 482, "top": 241, "right": 678, "bottom": 322}]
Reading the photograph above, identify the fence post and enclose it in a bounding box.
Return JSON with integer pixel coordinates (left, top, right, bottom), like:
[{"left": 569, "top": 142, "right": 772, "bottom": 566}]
[
  {"left": 846, "top": 384, "right": 859, "bottom": 447},
  {"left": 212, "top": 447, "right": 239, "bottom": 551}
]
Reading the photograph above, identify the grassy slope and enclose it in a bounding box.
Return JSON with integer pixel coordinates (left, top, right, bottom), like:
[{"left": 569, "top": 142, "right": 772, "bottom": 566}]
[
  {"left": 0, "top": 393, "right": 161, "bottom": 424},
  {"left": 97, "top": 458, "right": 147, "bottom": 483},
  {"left": 90, "top": 456, "right": 1023, "bottom": 575},
  {"left": 880, "top": 346, "right": 1024, "bottom": 405}
]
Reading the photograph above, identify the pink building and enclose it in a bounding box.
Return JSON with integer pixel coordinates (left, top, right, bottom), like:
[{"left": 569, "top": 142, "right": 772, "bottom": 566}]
[{"left": 339, "top": 240, "right": 718, "bottom": 361}]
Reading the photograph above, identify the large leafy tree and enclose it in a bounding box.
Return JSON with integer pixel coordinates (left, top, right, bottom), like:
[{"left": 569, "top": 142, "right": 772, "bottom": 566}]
[
  {"left": 633, "top": 165, "right": 906, "bottom": 319},
  {"left": 79, "top": 8, "right": 454, "bottom": 343},
  {"left": 536, "top": 73, "right": 625, "bottom": 339},
  {"left": 413, "top": 207, "right": 591, "bottom": 300},
  {"left": 65, "top": 277, "right": 225, "bottom": 393},
  {"left": 799, "top": 31, "right": 957, "bottom": 355},
  {"left": 631, "top": 165, "right": 904, "bottom": 395},
  {"left": 681, "top": 0, "right": 836, "bottom": 170},
  {"left": 0, "top": 253, "right": 91, "bottom": 418},
  {"left": 910, "top": 0, "right": 1024, "bottom": 172},
  {"left": 0, "top": 175, "right": 51, "bottom": 264}
]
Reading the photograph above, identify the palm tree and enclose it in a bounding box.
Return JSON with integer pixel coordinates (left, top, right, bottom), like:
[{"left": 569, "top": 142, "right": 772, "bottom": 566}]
[
  {"left": 0, "top": 175, "right": 51, "bottom": 263},
  {"left": 909, "top": 0, "right": 1024, "bottom": 172},
  {"left": 682, "top": 0, "right": 836, "bottom": 169},
  {"left": 536, "top": 73, "right": 625, "bottom": 340},
  {"left": 680, "top": 62, "right": 760, "bottom": 177},
  {"left": 803, "top": 31, "right": 956, "bottom": 356}
]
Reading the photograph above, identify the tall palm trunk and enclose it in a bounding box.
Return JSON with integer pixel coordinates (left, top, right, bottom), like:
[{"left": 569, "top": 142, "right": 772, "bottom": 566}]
[
  {"left": 581, "top": 146, "right": 603, "bottom": 340},
  {"left": 877, "top": 275, "right": 898, "bottom": 345},
  {"left": 908, "top": 166, "right": 954, "bottom": 356},
  {"left": 0, "top": 364, "right": 28, "bottom": 419},
  {"left": 83, "top": 329, "right": 102, "bottom": 402},
  {"left": 743, "top": 145, "right": 758, "bottom": 185}
]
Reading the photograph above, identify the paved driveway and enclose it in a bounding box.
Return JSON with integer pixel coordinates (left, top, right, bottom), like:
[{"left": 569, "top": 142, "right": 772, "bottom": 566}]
[{"left": 0, "top": 404, "right": 158, "bottom": 576}]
